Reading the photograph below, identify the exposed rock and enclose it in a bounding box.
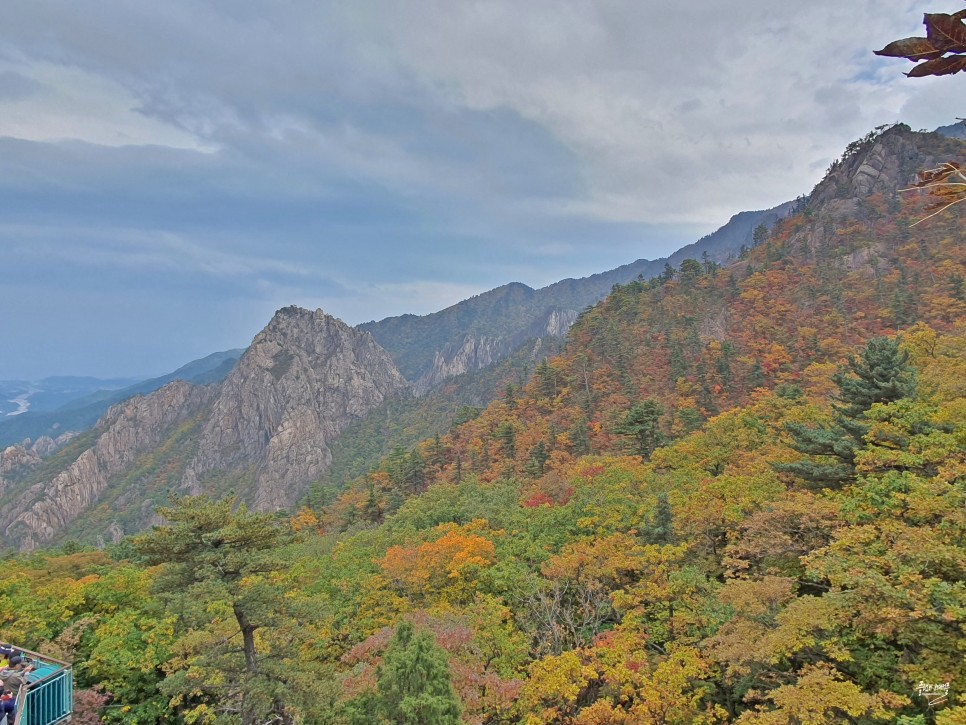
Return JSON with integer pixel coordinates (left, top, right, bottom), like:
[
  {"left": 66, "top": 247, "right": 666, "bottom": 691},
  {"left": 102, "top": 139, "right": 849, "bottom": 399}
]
[
  {"left": 54, "top": 432, "right": 76, "bottom": 448},
  {"left": 0, "top": 381, "right": 215, "bottom": 550},
  {"left": 541, "top": 308, "right": 579, "bottom": 338},
  {"left": 811, "top": 125, "right": 940, "bottom": 216},
  {"left": 0, "top": 444, "right": 42, "bottom": 496},
  {"left": 412, "top": 308, "right": 580, "bottom": 397},
  {"left": 0, "top": 307, "right": 408, "bottom": 547},
  {"left": 29, "top": 436, "right": 57, "bottom": 457},
  {"left": 183, "top": 307, "right": 409, "bottom": 510},
  {"left": 0, "top": 444, "right": 41, "bottom": 476},
  {"left": 413, "top": 336, "right": 509, "bottom": 397}
]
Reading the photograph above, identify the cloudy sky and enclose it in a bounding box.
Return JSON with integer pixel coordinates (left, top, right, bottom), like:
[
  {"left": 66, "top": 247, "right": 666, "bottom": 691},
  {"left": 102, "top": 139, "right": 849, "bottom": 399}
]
[{"left": 1, "top": 1, "right": 963, "bottom": 380}]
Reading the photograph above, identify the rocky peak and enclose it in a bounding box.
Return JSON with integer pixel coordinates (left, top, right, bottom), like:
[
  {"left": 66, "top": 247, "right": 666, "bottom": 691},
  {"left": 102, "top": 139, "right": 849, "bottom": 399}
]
[
  {"left": 809, "top": 124, "right": 945, "bottom": 216},
  {"left": 0, "top": 444, "right": 40, "bottom": 476},
  {"left": 184, "top": 307, "right": 409, "bottom": 509}
]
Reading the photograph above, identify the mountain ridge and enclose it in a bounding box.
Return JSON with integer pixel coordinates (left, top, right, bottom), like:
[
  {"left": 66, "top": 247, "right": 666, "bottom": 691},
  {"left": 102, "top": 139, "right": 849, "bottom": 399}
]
[
  {"left": 0, "top": 307, "right": 408, "bottom": 548},
  {"left": 360, "top": 201, "right": 794, "bottom": 389},
  {"left": 0, "top": 349, "right": 244, "bottom": 448}
]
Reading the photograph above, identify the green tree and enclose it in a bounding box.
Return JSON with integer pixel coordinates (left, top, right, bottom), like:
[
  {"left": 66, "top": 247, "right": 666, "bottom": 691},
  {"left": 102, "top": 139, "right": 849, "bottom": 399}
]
[
  {"left": 495, "top": 421, "right": 516, "bottom": 459},
  {"left": 347, "top": 621, "right": 462, "bottom": 725},
  {"left": 648, "top": 492, "right": 674, "bottom": 544},
  {"left": 615, "top": 400, "right": 666, "bottom": 461},
  {"left": 133, "top": 495, "right": 297, "bottom": 725},
  {"left": 777, "top": 337, "right": 916, "bottom": 487},
  {"left": 679, "top": 258, "right": 704, "bottom": 285},
  {"left": 570, "top": 417, "right": 592, "bottom": 456},
  {"left": 752, "top": 223, "right": 769, "bottom": 247},
  {"left": 524, "top": 440, "right": 549, "bottom": 478},
  {"left": 535, "top": 360, "right": 559, "bottom": 399},
  {"left": 404, "top": 450, "right": 427, "bottom": 495}
]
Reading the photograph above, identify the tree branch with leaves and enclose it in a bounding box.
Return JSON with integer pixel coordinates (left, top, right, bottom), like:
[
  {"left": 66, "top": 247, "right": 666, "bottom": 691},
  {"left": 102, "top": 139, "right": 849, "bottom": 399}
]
[{"left": 876, "top": 7, "right": 966, "bottom": 222}]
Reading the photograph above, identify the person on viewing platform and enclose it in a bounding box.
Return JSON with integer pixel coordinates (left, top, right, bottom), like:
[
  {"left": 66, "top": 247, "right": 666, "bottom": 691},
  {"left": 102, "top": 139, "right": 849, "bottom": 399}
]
[
  {"left": 0, "top": 657, "right": 32, "bottom": 693},
  {"left": 0, "top": 688, "right": 15, "bottom": 723},
  {"left": 0, "top": 646, "right": 14, "bottom": 671}
]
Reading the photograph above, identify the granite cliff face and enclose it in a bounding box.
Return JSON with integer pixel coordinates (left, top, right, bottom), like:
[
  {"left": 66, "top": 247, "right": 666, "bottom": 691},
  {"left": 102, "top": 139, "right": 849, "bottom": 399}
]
[
  {"left": 0, "top": 307, "right": 409, "bottom": 548},
  {"left": 183, "top": 306, "right": 408, "bottom": 509},
  {"left": 411, "top": 307, "right": 580, "bottom": 396},
  {"left": 0, "top": 444, "right": 42, "bottom": 497},
  {"left": 1, "top": 381, "right": 214, "bottom": 550},
  {"left": 361, "top": 203, "right": 792, "bottom": 394},
  {"left": 811, "top": 124, "right": 942, "bottom": 217}
]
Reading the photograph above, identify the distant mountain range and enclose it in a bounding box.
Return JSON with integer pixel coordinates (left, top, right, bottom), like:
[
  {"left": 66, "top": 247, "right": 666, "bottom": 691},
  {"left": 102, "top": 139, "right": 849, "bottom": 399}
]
[
  {"left": 0, "top": 376, "right": 140, "bottom": 417},
  {"left": 361, "top": 200, "right": 794, "bottom": 393},
  {"left": 936, "top": 120, "right": 966, "bottom": 140},
  {"left": 1, "top": 122, "right": 961, "bottom": 549},
  {"left": 0, "top": 350, "right": 243, "bottom": 448}
]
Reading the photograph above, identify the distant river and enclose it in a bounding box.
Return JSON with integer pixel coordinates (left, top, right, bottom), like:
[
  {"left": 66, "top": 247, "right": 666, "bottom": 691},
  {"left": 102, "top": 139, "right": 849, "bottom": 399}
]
[{"left": 6, "top": 393, "right": 30, "bottom": 416}]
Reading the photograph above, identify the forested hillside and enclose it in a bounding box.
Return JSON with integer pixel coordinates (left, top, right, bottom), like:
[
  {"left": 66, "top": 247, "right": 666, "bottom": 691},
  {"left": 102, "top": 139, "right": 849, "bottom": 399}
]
[
  {"left": 327, "top": 124, "right": 965, "bottom": 519},
  {"left": 0, "top": 124, "right": 963, "bottom": 723},
  {"left": 359, "top": 200, "right": 791, "bottom": 386}
]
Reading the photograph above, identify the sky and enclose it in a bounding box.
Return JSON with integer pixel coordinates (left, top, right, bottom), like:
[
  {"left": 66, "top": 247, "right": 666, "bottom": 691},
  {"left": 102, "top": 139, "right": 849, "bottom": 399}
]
[{"left": 1, "top": 1, "right": 963, "bottom": 380}]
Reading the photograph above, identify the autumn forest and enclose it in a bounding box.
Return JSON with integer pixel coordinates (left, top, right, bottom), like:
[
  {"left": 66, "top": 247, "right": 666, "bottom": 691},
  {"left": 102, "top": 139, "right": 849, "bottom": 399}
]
[{"left": 0, "top": 119, "right": 963, "bottom": 725}]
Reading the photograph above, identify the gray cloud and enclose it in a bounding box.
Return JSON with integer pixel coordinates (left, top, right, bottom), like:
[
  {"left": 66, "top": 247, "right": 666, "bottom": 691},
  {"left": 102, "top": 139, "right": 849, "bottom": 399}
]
[
  {"left": 0, "top": 71, "right": 43, "bottom": 101},
  {"left": 1, "top": 0, "right": 963, "bottom": 377}
]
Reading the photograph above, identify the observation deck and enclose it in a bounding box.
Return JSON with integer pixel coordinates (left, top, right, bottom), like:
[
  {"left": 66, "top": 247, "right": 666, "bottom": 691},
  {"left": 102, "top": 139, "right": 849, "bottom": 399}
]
[{"left": 5, "top": 647, "right": 71, "bottom": 725}]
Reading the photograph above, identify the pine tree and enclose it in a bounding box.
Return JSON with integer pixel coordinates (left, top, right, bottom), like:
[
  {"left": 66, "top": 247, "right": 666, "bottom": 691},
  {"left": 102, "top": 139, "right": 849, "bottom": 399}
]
[
  {"left": 495, "top": 422, "right": 516, "bottom": 459},
  {"left": 776, "top": 337, "right": 915, "bottom": 487},
  {"left": 615, "top": 400, "right": 666, "bottom": 461},
  {"left": 570, "top": 418, "right": 592, "bottom": 457},
  {"left": 347, "top": 621, "right": 462, "bottom": 725},
  {"left": 363, "top": 480, "right": 382, "bottom": 524},
  {"left": 524, "top": 441, "right": 549, "bottom": 478},
  {"left": 504, "top": 383, "right": 517, "bottom": 410},
  {"left": 648, "top": 492, "right": 674, "bottom": 544},
  {"left": 133, "top": 495, "right": 297, "bottom": 725},
  {"left": 404, "top": 450, "right": 426, "bottom": 495}
]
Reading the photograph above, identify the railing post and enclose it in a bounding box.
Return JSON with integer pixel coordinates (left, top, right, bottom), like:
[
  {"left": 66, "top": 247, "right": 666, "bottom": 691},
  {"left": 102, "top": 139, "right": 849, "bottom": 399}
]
[{"left": 11, "top": 681, "right": 27, "bottom": 725}]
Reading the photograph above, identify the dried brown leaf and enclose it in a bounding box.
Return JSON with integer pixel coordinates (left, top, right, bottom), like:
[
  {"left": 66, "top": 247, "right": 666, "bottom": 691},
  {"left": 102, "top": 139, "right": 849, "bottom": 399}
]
[
  {"left": 930, "top": 184, "right": 966, "bottom": 199},
  {"left": 924, "top": 12, "right": 966, "bottom": 52},
  {"left": 874, "top": 37, "right": 942, "bottom": 60},
  {"left": 907, "top": 54, "right": 966, "bottom": 77},
  {"left": 913, "top": 162, "right": 962, "bottom": 187}
]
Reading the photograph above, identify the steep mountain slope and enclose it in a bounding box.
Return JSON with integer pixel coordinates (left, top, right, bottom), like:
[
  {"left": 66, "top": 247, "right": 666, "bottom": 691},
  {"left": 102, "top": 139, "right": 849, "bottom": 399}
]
[
  {"left": 0, "top": 380, "right": 216, "bottom": 550},
  {"left": 182, "top": 307, "right": 408, "bottom": 510},
  {"left": 327, "top": 124, "right": 966, "bottom": 515},
  {"left": 359, "top": 201, "right": 792, "bottom": 390},
  {"left": 316, "top": 335, "right": 561, "bottom": 495},
  {"left": 0, "top": 308, "right": 408, "bottom": 548},
  {"left": 0, "top": 349, "right": 243, "bottom": 448},
  {"left": 3, "top": 124, "right": 965, "bottom": 724}
]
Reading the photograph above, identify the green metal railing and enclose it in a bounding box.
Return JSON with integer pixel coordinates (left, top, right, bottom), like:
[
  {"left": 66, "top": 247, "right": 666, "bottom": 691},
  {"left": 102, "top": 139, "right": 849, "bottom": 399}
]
[{"left": 10, "top": 647, "right": 71, "bottom": 725}]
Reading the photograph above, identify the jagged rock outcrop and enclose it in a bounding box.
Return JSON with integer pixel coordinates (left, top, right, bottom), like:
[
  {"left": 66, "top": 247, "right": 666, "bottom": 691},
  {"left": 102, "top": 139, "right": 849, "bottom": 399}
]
[
  {"left": 28, "top": 434, "right": 73, "bottom": 457},
  {"left": 1, "top": 381, "right": 214, "bottom": 550},
  {"left": 29, "top": 436, "right": 57, "bottom": 456},
  {"left": 811, "top": 124, "right": 942, "bottom": 220},
  {"left": 0, "top": 443, "right": 42, "bottom": 496},
  {"left": 0, "top": 444, "right": 40, "bottom": 476},
  {"left": 412, "top": 307, "right": 581, "bottom": 396},
  {"left": 183, "top": 307, "right": 409, "bottom": 510},
  {"left": 413, "top": 336, "right": 509, "bottom": 396},
  {"left": 0, "top": 307, "right": 408, "bottom": 548}
]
